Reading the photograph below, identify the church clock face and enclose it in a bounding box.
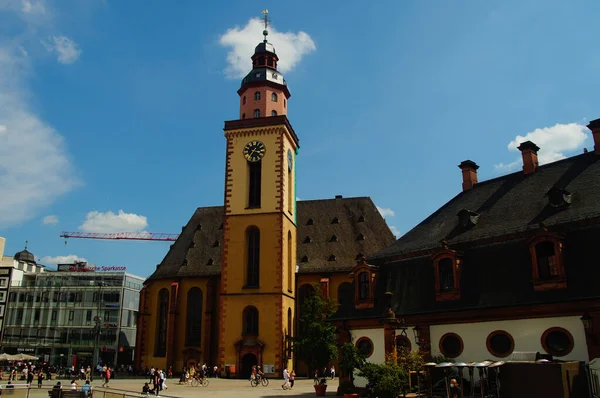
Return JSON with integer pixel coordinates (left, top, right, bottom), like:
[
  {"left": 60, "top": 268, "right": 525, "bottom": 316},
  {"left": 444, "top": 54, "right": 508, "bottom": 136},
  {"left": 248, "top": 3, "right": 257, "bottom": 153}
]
[{"left": 243, "top": 140, "right": 266, "bottom": 162}]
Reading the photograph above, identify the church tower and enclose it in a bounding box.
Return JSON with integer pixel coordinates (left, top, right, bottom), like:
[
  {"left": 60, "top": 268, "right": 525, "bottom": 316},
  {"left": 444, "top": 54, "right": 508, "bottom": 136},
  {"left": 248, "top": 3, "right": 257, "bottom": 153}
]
[{"left": 219, "top": 11, "right": 299, "bottom": 378}]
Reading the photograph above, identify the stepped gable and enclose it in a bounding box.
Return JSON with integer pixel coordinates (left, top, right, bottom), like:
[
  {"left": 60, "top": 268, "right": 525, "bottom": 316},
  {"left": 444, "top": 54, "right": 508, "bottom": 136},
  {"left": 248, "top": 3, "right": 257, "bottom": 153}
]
[
  {"left": 370, "top": 152, "right": 600, "bottom": 261},
  {"left": 147, "top": 197, "right": 395, "bottom": 281},
  {"left": 149, "top": 206, "right": 224, "bottom": 280},
  {"left": 296, "top": 197, "right": 396, "bottom": 273}
]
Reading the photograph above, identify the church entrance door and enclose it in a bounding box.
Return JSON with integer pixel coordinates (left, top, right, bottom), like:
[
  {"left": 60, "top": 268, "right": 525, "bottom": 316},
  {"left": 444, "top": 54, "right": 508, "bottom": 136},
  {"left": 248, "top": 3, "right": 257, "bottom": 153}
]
[{"left": 240, "top": 353, "right": 257, "bottom": 379}]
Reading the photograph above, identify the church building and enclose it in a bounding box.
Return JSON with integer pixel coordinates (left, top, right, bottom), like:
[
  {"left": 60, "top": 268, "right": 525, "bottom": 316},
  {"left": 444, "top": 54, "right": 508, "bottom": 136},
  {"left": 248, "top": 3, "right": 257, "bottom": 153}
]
[{"left": 134, "top": 22, "right": 395, "bottom": 378}]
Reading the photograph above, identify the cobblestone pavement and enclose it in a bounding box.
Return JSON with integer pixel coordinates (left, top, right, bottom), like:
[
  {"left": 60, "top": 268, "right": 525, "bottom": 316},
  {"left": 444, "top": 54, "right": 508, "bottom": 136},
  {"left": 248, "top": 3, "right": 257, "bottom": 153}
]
[{"left": 8, "top": 378, "right": 338, "bottom": 397}]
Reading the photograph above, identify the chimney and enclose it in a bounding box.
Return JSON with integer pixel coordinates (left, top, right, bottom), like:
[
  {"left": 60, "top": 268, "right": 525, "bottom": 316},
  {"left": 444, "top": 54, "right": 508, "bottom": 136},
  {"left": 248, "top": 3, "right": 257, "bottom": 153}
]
[
  {"left": 517, "top": 141, "right": 540, "bottom": 175},
  {"left": 587, "top": 118, "right": 600, "bottom": 155},
  {"left": 458, "top": 160, "right": 479, "bottom": 191}
]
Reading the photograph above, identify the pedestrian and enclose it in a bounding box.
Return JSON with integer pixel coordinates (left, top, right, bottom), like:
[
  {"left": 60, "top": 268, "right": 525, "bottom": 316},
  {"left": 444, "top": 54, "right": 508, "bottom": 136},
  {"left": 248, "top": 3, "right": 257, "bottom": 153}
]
[
  {"left": 102, "top": 367, "right": 111, "bottom": 388},
  {"left": 289, "top": 369, "right": 295, "bottom": 390},
  {"left": 282, "top": 367, "right": 290, "bottom": 390},
  {"left": 330, "top": 365, "right": 335, "bottom": 380},
  {"left": 37, "top": 371, "right": 44, "bottom": 388}
]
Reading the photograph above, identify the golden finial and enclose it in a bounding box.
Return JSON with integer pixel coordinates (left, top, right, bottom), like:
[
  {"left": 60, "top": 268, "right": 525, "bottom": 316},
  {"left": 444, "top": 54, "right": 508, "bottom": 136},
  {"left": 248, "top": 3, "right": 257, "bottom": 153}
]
[{"left": 261, "top": 9, "right": 270, "bottom": 42}]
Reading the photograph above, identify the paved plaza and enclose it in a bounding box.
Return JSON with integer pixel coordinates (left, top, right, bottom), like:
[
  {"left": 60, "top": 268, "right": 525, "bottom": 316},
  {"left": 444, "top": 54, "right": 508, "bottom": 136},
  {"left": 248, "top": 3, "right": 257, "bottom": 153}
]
[{"left": 11, "top": 378, "right": 338, "bottom": 398}]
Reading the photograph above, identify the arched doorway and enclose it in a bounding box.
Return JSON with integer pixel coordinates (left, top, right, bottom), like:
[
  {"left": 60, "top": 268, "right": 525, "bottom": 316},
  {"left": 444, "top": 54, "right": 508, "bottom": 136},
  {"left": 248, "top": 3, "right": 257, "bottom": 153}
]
[{"left": 240, "top": 353, "right": 257, "bottom": 379}]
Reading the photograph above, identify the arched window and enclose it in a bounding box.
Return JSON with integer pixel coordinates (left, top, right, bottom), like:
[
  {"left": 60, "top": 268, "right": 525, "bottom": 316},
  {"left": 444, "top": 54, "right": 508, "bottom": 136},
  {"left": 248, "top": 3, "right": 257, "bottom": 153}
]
[
  {"left": 246, "top": 227, "right": 260, "bottom": 287},
  {"left": 242, "top": 113, "right": 245, "bottom": 119},
  {"left": 287, "top": 231, "right": 293, "bottom": 292},
  {"left": 254, "top": 91, "right": 261, "bottom": 101},
  {"left": 271, "top": 93, "right": 278, "bottom": 102},
  {"left": 185, "top": 287, "right": 203, "bottom": 347},
  {"left": 358, "top": 272, "right": 370, "bottom": 300},
  {"left": 267, "top": 57, "right": 274, "bottom": 67},
  {"left": 243, "top": 96, "right": 246, "bottom": 105},
  {"left": 287, "top": 307, "right": 292, "bottom": 336},
  {"left": 438, "top": 258, "right": 454, "bottom": 292},
  {"left": 155, "top": 288, "right": 169, "bottom": 357},
  {"left": 243, "top": 306, "right": 259, "bottom": 335},
  {"left": 271, "top": 110, "right": 277, "bottom": 116},
  {"left": 254, "top": 109, "right": 260, "bottom": 118},
  {"left": 284, "top": 99, "right": 286, "bottom": 108},
  {"left": 248, "top": 160, "right": 261, "bottom": 207}
]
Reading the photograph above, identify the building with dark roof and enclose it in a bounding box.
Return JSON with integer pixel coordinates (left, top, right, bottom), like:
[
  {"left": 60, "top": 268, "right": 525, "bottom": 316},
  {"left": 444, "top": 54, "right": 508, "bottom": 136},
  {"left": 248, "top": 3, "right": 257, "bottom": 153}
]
[
  {"left": 134, "top": 22, "right": 395, "bottom": 378},
  {"left": 330, "top": 122, "right": 600, "bottom": 378}
]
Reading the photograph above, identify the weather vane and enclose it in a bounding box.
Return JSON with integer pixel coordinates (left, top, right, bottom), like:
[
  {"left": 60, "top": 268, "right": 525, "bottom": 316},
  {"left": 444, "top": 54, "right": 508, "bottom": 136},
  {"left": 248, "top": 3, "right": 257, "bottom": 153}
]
[{"left": 261, "top": 9, "right": 270, "bottom": 42}]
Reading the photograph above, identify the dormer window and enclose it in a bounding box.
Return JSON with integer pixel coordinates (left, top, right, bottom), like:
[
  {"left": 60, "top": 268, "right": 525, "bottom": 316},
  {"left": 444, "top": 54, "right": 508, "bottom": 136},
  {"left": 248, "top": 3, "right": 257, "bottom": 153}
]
[
  {"left": 182, "top": 259, "right": 188, "bottom": 266},
  {"left": 206, "top": 258, "right": 214, "bottom": 266},
  {"left": 306, "top": 218, "right": 314, "bottom": 225},
  {"left": 547, "top": 188, "right": 572, "bottom": 208},
  {"left": 254, "top": 91, "right": 261, "bottom": 100},
  {"left": 529, "top": 233, "right": 566, "bottom": 291},
  {"left": 351, "top": 257, "right": 377, "bottom": 309},
  {"left": 331, "top": 217, "right": 339, "bottom": 224},
  {"left": 358, "top": 215, "right": 365, "bottom": 222},
  {"left": 300, "top": 255, "right": 308, "bottom": 262},
  {"left": 355, "top": 252, "right": 365, "bottom": 260},
  {"left": 457, "top": 209, "right": 480, "bottom": 229},
  {"left": 189, "top": 241, "right": 195, "bottom": 249},
  {"left": 329, "top": 235, "right": 338, "bottom": 242},
  {"left": 328, "top": 255, "right": 336, "bottom": 261},
  {"left": 432, "top": 249, "right": 462, "bottom": 301},
  {"left": 357, "top": 233, "right": 365, "bottom": 241},
  {"left": 213, "top": 240, "right": 220, "bottom": 248},
  {"left": 303, "top": 236, "right": 312, "bottom": 244}
]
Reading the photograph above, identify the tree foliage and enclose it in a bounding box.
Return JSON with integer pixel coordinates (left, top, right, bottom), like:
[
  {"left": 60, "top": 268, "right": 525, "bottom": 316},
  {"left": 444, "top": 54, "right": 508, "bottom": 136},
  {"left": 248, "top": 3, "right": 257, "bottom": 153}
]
[
  {"left": 359, "top": 357, "right": 408, "bottom": 398},
  {"left": 339, "top": 342, "right": 366, "bottom": 382},
  {"left": 293, "top": 285, "right": 338, "bottom": 379}
]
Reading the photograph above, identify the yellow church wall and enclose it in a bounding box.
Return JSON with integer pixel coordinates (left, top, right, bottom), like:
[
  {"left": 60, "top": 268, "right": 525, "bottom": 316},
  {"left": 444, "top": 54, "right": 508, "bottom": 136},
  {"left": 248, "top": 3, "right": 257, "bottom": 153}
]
[
  {"left": 297, "top": 272, "right": 353, "bottom": 305},
  {"left": 171, "top": 278, "right": 210, "bottom": 370},
  {"left": 226, "top": 132, "right": 281, "bottom": 215},
  {"left": 223, "top": 213, "right": 287, "bottom": 294},
  {"left": 139, "top": 278, "right": 213, "bottom": 371},
  {"left": 139, "top": 279, "right": 172, "bottom": 370},
  {"left": 220, "top": 294, "right": 288, "bottom": 373},
  {"left": 224, "top": 125, "right": 298, "bottom": 216}
]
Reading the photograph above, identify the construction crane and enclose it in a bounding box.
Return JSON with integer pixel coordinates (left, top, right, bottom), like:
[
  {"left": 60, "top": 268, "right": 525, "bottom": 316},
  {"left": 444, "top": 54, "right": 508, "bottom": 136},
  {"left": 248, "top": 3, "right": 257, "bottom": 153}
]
[{"left": 60, "top": 231, "right": 180, "bottom": 244}]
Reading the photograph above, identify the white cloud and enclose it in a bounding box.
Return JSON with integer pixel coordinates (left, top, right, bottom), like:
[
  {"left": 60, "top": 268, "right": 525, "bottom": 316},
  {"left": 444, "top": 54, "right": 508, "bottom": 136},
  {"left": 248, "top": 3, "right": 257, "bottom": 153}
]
[
  {"left": 494, "top": 123, "right": 589, "bottom": 171},
  {"left": 376, "top": 206, "right": 395, "bottom": 218},
  {"left": 390, "top": 225, "right": 401, "bottom": 238},
  {"left": 21, "top": 0, "right": 45, "bottom": 14},
  {"left": 0, "top": 45, "right": 80, "bottom": 227},
  {"left": 40, "top": 254, "right": 86, "bottom": 265},
  {"left": 219, "top": 18, "right": 316, "bottom": 78},
  {"left": 79, "top": 210, "right": 149, "bottom": 233},
  {"left": 42, "top": 35, "right": 81, "bottom": 64},
  {"left": 42, "top": 215, "right": 59, "bottom": 225}
]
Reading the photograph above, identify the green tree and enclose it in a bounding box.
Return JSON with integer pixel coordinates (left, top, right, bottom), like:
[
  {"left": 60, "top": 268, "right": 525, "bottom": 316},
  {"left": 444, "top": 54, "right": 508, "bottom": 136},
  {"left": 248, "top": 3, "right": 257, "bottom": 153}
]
[
  {"left": 359, "top": 358, "right": 408, "bottom": 398},
  {"left": 339, "top": 342, "right": 366, "bottom": 382},
  {"left": 293, "top": 285, "right": 338, "bottom": 383}
]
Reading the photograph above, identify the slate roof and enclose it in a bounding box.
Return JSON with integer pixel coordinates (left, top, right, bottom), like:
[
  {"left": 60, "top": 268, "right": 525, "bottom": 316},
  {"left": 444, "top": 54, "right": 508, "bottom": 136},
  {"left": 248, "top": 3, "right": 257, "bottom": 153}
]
[
  {"left": 370, "top": 152, "right": 600, "bottom": 261},
  {"left": 328, "top": 151, "right": 600, "bottom": 321},
  {"left": 147, "top": 197, "right": 395, "bottom": 281}
]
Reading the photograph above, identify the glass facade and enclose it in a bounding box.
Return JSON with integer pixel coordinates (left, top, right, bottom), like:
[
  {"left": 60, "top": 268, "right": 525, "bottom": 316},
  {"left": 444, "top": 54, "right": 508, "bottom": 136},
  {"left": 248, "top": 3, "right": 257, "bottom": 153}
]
[{"left": 2, "top": 271, "right": 144, "bottom": 368}]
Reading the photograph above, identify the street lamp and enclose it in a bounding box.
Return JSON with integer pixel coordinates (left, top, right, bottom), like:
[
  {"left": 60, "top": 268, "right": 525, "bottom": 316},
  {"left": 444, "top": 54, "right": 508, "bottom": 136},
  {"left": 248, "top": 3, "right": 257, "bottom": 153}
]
[{"left": 413, "top": 325, "right": 430, "bottom": 351}]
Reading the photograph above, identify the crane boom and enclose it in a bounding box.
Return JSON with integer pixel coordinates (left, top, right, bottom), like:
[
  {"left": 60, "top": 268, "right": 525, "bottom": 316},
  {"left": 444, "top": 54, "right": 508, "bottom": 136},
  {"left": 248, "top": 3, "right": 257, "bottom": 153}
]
[{"left": 60, "top": 231, "right": 180, "bottom": 241}]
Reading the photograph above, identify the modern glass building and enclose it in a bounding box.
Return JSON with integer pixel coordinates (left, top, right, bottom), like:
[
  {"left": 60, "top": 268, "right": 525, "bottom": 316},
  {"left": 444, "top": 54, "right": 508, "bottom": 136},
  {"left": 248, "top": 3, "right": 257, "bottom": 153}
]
[{"left": 1, "top": 262, "right": 144, "bottom": 369}]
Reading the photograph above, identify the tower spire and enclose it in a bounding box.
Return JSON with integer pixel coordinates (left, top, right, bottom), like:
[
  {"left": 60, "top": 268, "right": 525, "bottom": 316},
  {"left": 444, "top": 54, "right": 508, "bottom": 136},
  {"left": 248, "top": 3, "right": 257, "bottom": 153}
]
[{"left": 261, "top": 9, "right": 270, "bottom": 42}]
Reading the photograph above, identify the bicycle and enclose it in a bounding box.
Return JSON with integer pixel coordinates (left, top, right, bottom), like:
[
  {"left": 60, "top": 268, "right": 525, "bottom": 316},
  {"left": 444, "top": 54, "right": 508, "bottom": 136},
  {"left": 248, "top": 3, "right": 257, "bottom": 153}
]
[
  {"left": 250, "top": 375, "right": 269, "bottom": 387},
  {"left": 191, "top": 375, "right": 209, "bottom": 387}
]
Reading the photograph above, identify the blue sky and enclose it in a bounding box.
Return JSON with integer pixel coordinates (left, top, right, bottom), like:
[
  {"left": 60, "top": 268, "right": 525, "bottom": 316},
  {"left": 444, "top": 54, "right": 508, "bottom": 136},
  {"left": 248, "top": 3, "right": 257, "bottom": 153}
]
[{"left": 0, "top": 0, "right": 598, "bottom": 278}]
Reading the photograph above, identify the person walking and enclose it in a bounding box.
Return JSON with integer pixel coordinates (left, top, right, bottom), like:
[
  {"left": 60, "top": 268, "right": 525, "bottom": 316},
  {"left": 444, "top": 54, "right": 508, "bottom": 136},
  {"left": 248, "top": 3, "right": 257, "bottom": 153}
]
[
  {"left": 289, "top": 369, "right": 295, "bottom": 390},
  {"left": 282, "top": 367, "right": 290, "bottom": 390},
  {"left": 330, "top": 365, "right": 335, "bottom": 380}
]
